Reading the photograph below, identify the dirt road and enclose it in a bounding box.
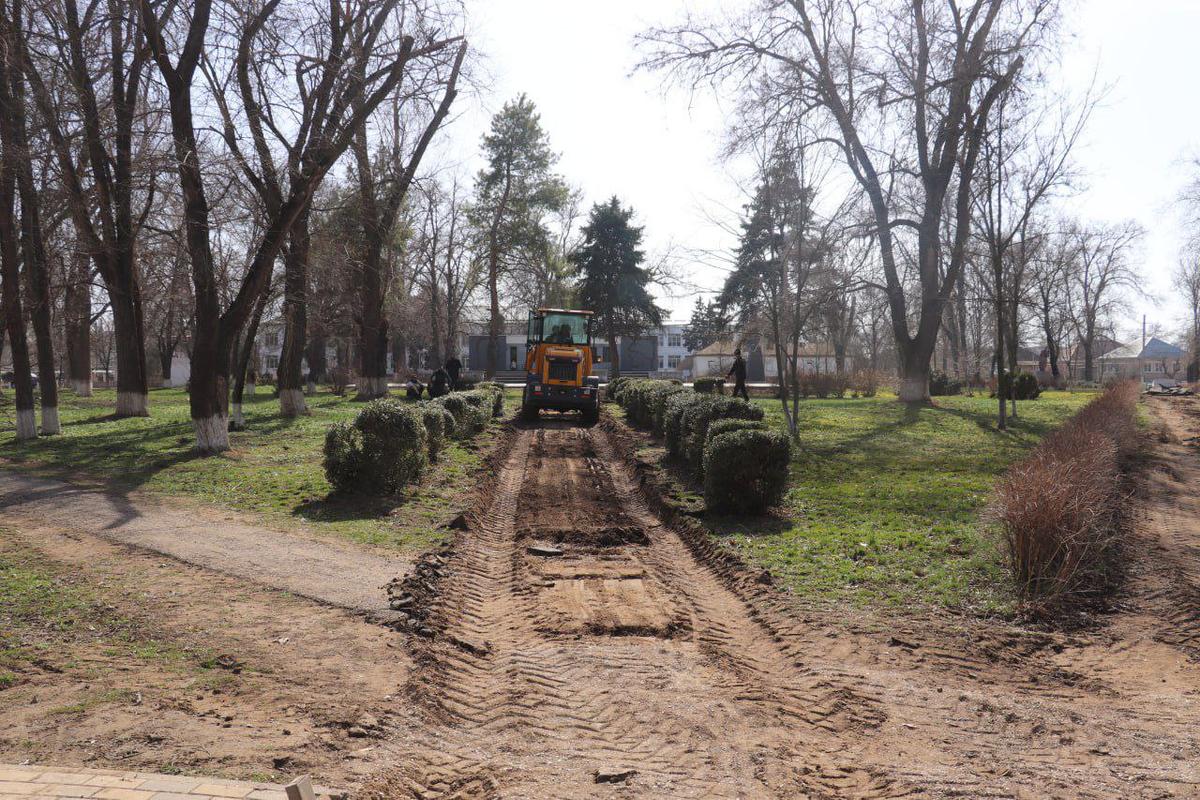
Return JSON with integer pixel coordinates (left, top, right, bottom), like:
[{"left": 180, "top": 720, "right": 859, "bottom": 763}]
[{"left": 362, "top": 410, "right": 1200, "bottom": 799}]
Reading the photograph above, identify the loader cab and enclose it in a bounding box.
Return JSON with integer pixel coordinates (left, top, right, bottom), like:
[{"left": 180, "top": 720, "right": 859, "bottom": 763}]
[
  {"left": 526, "top": 310, "right": 593, "bottom": 351},
  {"left": 521, "top": 308, "right": 601, "bottom": 423}
]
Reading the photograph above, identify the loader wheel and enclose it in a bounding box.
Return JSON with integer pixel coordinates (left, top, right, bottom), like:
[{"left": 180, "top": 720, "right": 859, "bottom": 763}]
[
  {"left": 582, "top": 398, "right": 600, "bottom": 425},
  {"left": 520, "top": 388, "right": 539, "bottom": 422}
]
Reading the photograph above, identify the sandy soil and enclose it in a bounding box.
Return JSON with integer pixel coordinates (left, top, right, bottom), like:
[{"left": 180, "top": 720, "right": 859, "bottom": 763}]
[
  {"left": 358, "top": 407, "right": 1200, "bottom": 798},
  {"left": 5, "top": 396, "right": 1200, "bottom": 798},
  {"left": 0, "top": 523, "right": 409, "bottom": 789}
]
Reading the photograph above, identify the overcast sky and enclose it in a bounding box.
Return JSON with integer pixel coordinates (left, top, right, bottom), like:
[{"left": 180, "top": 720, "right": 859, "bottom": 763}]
[{"left": 435, "top": 0, "right": 1197, "bottom": 340}]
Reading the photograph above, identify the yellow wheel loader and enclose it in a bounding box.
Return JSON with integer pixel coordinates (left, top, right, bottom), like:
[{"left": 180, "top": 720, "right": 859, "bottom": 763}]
[{"left": 520, "top": 308, "right": 601, "bottom": 423}]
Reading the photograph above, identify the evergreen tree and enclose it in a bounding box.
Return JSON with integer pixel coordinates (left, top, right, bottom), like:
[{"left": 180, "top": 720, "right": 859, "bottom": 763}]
[
  {"left": 572, "top": 197, "right": 663, "bottom": 378},
  {"left": 474, "top": 95, "right": 567, "bottom": 376},
  {"left": 682, "top": 297, "right": 728, "bottom": 352}
]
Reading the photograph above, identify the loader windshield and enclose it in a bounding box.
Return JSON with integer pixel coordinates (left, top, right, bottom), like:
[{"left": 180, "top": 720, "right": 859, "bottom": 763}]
[{"left": 531, "top": 312, "right": 590, "bottom": 346}]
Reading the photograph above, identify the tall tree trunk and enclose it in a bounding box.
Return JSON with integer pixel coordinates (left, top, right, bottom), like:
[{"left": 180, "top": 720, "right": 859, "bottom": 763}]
[
  {"left": 278, "top": 209, "right": 309, "bottom": 415},
  {"left": 65, "top": 239, "right": 92, "bottom": 395},
  {"left": 0, "top": 172, "right": 34, "bottom": 440},
  {"left": 108, "top": 272, "right": 149, "bottom": 416},
  {"left": 305, "top": 332, "right": 326, "bottom": 391},
  {"left": 487, "top": 237, "right": 500, "bottom": 379},
  {"left": 231, "top": 278, "right": 270, "bottom": 429},
  {"left": 355, "top": 229, "right": 390, "bottom": 400},
  {"left": 607, "top": 329, "right": 620, "bottom": 379},
  {"left": 8, "top": 79, "right": 58, "bottom": 433}
]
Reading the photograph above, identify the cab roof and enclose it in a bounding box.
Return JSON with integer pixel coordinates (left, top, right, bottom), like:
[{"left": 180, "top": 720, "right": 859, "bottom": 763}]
[{"left": 536, "top": 308, "right": 593, "bottom": 316}]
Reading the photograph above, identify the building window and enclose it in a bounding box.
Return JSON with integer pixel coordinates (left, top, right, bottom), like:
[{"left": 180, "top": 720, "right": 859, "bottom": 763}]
[
  {"left": 1144, "top": 362, "right": 1153, "bottom": 373},
  {"left": 668, "top": 355, "right": 681, "bottom": 368},
  {"left": 265, "top": 333, "right": 279, "bottom": 347},
  {"left": 659, "top": 335, "right": 666, "bottom": 346},
  {"left": 265, "top": 355, "right": 279, "bottom": 369},
  {"left": 668, "top": 333, "right": 682, "bottom": 348}
]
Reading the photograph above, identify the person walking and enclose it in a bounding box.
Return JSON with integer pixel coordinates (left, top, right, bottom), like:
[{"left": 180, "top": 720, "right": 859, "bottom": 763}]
[
  {"left": 727, "top": 347, "right": 749, "bottom": 401},
  {"left": 444, "top": 354, "right": 462, "bottom": 389}
]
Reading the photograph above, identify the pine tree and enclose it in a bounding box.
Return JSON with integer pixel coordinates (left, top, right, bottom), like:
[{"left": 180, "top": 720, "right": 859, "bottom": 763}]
[
  {"left": 572, "top": 197, "right": 663, "bottom": 378},
  {"left": 474, "top": 95, "right": 567, "bottom": 376}
]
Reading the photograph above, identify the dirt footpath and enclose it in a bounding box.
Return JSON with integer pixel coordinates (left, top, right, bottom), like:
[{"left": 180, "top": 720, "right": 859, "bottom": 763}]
[
  {"left": 0, "top": 523, "right": 409, "bottom": 788},
  {"left": 360, "top": 412, "right": 1200, "bottom": 799},
  {"left": 0, "top": 472, "right": 408, "bottom": 619}
]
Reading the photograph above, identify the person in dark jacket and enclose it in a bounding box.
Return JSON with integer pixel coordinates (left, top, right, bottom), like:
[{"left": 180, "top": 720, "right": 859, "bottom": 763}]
[
  {"left": 404, "top": 374, "right": 425, "bottom": 400},
  {"left": 727, "top": 348, "right": 749, "bottom": 401},
  {"left": 429, "top": 366, "right": 450, "bottom": 398},
  {"left": 444, "top": 355, "right": 462, "bottom": 389}
]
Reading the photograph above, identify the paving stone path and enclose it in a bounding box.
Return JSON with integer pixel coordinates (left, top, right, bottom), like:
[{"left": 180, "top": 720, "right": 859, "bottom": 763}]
[{"left": 0, "top": 765, "right": 343, "bottom": 800}]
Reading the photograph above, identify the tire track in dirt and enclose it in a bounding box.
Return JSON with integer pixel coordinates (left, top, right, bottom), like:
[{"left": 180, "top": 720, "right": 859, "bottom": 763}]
[{"left": 365, "top": 422, "right": 903, "bottom": 799}]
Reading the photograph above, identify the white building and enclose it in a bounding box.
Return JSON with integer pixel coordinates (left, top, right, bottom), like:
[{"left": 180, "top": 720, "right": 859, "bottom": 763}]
[{"left": 655, "top": 321, "right": 689, "bottom": 376}]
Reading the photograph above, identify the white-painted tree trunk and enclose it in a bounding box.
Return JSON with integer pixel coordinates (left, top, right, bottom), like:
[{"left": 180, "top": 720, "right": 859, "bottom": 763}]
[
  {"left": 15, "top": 409, "right": 36, "bottom": 441},
  {"left": 116, "top": 391, "right": 149, "bottom": 417},
  {"left": 40, "top": 407, "right": 60, "bottom": 435},
  {"left": 305, "top": 380, "right": 316, "bottom": 395},
  {"left": 231, "top": 403, "right": 245, "bottom": 430},
  {"left": 898, "top": 375, "right": 930, "bottom": 403},
  {"left": 70, "top": 378, "right": 92, "bottom": 397},
  {"left": 357, "top": 376, "right": 389, "bottom": 399},
  {"left": 279, "top": 388, "right": 308, "bottom": 416},
  {"left": 246, "top": 382, "right": 256, "bottom": 397},
  {"left": 194, "top": 414, "right": 230, "bottom": 453}
]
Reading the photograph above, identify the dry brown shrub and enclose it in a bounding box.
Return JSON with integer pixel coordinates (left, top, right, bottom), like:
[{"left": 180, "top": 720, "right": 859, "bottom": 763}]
[{"left": 991, "top": 380, "right": 1139, "bottom": 617}]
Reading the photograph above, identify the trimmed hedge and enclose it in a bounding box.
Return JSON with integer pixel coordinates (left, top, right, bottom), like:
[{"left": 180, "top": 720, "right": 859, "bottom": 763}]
[
  {"left": 323, "top": 399, "right": 428, "bottom": 494},
  {"left": 929, "top": 370, "right": 963, "bottom": 397},
  {"left": 433, "top": 392, "right": 489, "bottom": 439},
  {"left": 621, "top": 379, "right": 689, "bottom": 434},
  {"left": 418, "top": 402, "right": 449, "bottom": 461},
  {"left": 998, "top": 372, "right": 1041, "bottom": 401},
  {"left": 703, "top": 428, "right": 791, "bottom": 514},
  {"left": 693, "top": 376, "right": 724, "bottom": 394},
  {"left": 475, "top": 381, "right": 506, "bottom": 416},
  {"left": 681, "top": 395, "right": 765, "bottom": 477}
]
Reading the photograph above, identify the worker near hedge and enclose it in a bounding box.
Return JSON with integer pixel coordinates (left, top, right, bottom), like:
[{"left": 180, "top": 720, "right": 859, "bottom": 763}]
[
  {"left": 727, "top": 348, "right": 749, "bottom": 401},
  {"left": 444, "top": 354, "right": 462, "bottom": 390},
  {"left": 429, "top": 366, "right": 450, "bottom": 398}
]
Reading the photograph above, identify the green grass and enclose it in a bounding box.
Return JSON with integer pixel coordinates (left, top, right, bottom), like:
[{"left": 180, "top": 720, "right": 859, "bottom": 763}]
[
  {"left": 693, "top": 390, "right": 1097, "bottom": 612},
  {"left": 0, "top": 387, "right": 512, "bottom": 553}
]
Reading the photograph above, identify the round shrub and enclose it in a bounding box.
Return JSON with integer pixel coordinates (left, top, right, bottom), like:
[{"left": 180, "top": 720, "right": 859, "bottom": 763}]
[
  {"left": 706, "top": 417, "right": 767, "bottom": 443},
  {"left": 703, "top": 428, "right": 791, "bottom": 514},
  {"left": 930, "top": 370, "right": 963, "bottom": 397},
  {"left": 606, "top": 376, "right": 632, "bottom": 403},
  {"left": 682, "top": 395, "right": 765, "bottom": 476},
  {"left": 999, "top": 371, "right": 1041, "bottom": 401},
  {"left": 664, "top": 391, "right": 710, "bottom": 457},
  {"left": 323, "top": 399, "right": 427, "bottom": 494},
  {"left": 419, "top": 402, "right": 447, "bottom": 461},
  {"left": 476, "top": 381, "right": 506, "bottom": 416},
  {"left": 322, "top": 422, "right": 362, "bottom": 492},
  {"left": 693, "top": 377, "right": 724, "bottom": 395},
  {"left": 436, "top": 393, "right": 481, "bottom": 438}
]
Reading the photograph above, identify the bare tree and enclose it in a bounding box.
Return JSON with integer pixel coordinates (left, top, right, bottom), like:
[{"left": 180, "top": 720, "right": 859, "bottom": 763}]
[
  {"left": 138, "top": 0, "right": 463, "bottom": 452},
  {"left": 349, "top": 36, "right": 466, "bottom": 399},
  {"left": 0, "top": 0, "right": 59, "bottom": 433},
  {"left": 642, "top": 0, "right": 1057, "bottom": 401},
  {"left": 1176, "top": 252, "right": 1200, "bottom": 381},
  {"left": 413, "top": 175, "right": 479, "bottom": 366},
  {"left": 24, "top": 0, "right": 161, "bottom": 417},
  {"left": 1065, "top": 220, "right": 1142, "bottom": 382},
  {"left": 973, "top": 83, "right": 1090, "bottom": 427}
]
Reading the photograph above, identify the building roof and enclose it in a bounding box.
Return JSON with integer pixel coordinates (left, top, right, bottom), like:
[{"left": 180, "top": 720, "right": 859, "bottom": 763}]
[
  {"left": 1098, "top": 336, "right": 1186, "bottom": 361},
  {"left": 1139, "top": 336, "right": 1184, "bottom": 359}
]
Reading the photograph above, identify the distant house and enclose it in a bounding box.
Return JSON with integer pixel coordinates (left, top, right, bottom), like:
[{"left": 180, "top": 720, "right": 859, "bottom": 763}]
[
  {"left": 690, "top": 337, "right": 850, "bottom": 381},
  {"left": 1097, "top": 337, "right": 1187, "bottom": 385}
]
